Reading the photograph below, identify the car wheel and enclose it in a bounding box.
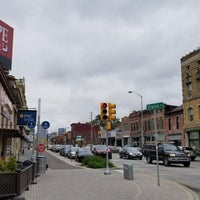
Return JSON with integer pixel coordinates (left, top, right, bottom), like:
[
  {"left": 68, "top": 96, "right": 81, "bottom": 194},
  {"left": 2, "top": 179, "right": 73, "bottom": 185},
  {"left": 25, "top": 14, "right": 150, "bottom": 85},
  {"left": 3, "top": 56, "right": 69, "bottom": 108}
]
[
  {"left": 191, "top": 157, "right": 195, "bottom": 161},
  {"left": 139, "top": 156, "right": 142, "bottom": 160},
  {"left": 146, "top": 156, "right": 152, "bottom": 164},
  {"left": 163, "top": 158, "right": 170, "bottom": 166},
  {"left": 184, "top": 162, "right": 190, "bottom": 167}
]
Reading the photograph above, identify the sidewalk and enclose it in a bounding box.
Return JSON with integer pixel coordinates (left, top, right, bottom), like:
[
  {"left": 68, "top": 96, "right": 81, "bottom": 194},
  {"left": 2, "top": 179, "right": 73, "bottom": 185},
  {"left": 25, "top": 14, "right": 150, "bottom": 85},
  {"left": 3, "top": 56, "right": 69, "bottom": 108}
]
[{"left": 18, "top": 150, "right": 199, "bottom": 200}]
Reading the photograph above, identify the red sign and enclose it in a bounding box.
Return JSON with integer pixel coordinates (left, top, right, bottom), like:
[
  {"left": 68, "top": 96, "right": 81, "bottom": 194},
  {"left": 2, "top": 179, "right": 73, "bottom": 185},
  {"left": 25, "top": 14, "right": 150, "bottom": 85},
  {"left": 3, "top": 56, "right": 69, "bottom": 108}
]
[
  {"left": 0, "top": 20, "right": 14, "bottom": 70},
  {"left": 37, "top": 143, "right": 45, "bottom": 153}
]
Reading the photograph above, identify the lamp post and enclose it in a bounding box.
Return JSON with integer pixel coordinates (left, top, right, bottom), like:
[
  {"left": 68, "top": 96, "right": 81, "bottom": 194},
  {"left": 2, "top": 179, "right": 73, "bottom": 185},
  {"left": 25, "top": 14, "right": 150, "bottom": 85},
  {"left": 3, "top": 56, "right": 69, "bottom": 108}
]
[{"left": 128, "top": 91, "right": 144, "bottom": 149}]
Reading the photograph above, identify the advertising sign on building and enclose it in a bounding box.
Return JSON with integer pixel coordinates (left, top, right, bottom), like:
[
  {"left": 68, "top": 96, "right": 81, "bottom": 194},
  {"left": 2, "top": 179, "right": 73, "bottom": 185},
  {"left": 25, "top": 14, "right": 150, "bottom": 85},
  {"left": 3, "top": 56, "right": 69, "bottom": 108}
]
[
  {"left": 17, "top": 110, "right": 37, "bottom": 125},
  {"left": 0, "top": 20, "right": 14, "bottom": 70}
]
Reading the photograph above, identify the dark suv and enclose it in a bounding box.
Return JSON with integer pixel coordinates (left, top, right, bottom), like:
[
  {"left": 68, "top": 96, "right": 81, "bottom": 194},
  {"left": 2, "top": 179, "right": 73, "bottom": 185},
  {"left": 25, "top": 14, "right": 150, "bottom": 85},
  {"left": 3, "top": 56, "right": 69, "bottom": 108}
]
[{"left": 143, "top": 143, "right": 190, "bottom": 167}]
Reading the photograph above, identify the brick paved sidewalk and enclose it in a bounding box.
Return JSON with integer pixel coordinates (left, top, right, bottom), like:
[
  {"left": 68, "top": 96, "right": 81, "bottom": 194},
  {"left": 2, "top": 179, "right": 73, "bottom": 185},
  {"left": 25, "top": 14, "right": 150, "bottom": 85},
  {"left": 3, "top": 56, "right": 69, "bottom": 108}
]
[{"left": 17, "top": 150, "right": 199, "bottom": 200}]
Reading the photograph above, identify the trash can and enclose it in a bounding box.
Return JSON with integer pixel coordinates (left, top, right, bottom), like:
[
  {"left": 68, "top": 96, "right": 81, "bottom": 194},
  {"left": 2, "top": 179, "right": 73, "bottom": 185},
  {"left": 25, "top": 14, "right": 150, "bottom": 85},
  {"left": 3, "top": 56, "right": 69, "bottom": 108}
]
[
  {"left": 37, "top": 155, "right": 46, "bottom": 174},
  {"left": 123, "top": 162, "right": 133, "bottom": 180}
]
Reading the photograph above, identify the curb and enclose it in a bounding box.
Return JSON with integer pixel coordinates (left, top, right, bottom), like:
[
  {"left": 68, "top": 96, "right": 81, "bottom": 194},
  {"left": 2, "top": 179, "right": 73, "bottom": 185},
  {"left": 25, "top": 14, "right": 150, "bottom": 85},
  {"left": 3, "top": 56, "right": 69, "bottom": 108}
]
[{"left": 159, "top": 177, "right": 200, "bottom": 200}]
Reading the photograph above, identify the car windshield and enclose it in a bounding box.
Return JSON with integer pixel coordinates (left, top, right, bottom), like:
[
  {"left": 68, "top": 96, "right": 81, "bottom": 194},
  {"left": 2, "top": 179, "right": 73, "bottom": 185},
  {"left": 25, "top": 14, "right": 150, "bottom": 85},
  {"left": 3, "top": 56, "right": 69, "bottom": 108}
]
[
  {"left": 95, "top": 145, "right": 106, "bottom": 150},
  {"left": 163, "top": 144, "right": 179, "bottom": 151},
  {"left": 71, "top": 147, "right": 78, "bottom": 151},
  {"left": 79, "top": 148, "right": 91, "bottom": 153},
  {"left": 64, "top": 145, "right": 72, "bottom": 150},
  {"left": 126, "top": 147, "right": 140, "bottom": 153}
]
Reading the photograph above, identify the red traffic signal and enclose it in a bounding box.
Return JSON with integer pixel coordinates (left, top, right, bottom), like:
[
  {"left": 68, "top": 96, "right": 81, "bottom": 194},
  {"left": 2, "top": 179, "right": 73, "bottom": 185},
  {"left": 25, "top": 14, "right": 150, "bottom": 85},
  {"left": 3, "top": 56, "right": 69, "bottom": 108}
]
[{"left": 100, "top": 103, "right": 108, "bottom": 121}]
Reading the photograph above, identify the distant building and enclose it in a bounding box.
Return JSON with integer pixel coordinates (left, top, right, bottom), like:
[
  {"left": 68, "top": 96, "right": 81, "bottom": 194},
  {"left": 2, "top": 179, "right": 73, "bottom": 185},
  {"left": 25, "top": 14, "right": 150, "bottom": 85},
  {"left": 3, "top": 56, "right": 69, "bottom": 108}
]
[
  {"left": 181, "top": 48, "right": 200, "bottom": 148},
  {"left": 121, "top": 104, "right": 184, "bottom": 147},
  {"left": 71, "top": 122, "right": 100, "bottom": 146},
  {"left": 58, "top": 128, "right": 65, "bottom": 136}
]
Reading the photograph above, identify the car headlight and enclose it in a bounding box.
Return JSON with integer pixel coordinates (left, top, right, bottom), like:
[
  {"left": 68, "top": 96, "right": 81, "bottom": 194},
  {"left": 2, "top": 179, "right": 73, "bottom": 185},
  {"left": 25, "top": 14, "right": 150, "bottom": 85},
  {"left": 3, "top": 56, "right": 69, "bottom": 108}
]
[{"left": 169, "top": 153, "right": 176, "bottom": 157}]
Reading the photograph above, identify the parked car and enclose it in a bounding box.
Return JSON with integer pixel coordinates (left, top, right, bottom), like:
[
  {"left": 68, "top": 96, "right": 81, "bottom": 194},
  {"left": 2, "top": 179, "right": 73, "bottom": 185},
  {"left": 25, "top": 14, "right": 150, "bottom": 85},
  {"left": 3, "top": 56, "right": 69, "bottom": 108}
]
[
  {"left": 108, "top": 146, "right": 122, "bottom": 153},
  {"left": 119, "top": 147, "right": 143, "bottom": 160},
  {"left": 52, "top": 144, "right": 63, "bottom": 153},
  {"left": 143, "top": 143, "right": 190, "bottom": 167},
  {"left": 60, "top": 145, "right": 73, "bottom": 157},
  {"left": 179, "top": 146, "right": 196, "bottom": 161},
  {"left": 92, "top": 145, "right": 112, "bottom": 159},
  {"left": 67, "top": 147, "right": 79, "bottom": 159},
  {"left": 75, "top": 147, "right": 93, "bottom": 162}
]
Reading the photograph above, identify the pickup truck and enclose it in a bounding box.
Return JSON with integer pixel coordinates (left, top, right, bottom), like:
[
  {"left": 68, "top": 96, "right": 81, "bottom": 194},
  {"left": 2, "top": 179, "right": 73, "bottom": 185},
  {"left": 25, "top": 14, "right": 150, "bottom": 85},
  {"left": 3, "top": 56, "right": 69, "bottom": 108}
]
[{"left": 143, "top": 143, "right": 190, "bottom": 167}]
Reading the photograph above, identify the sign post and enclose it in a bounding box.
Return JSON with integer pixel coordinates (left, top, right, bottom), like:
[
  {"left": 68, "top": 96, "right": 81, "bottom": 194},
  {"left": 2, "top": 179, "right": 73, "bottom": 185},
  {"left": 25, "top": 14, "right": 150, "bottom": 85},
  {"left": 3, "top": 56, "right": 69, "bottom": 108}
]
[
  {"left": 37, "top": 143, "right": 45, "bottom": 153},
  {"left": 147, "top": 102, "right": 164, "bottom": 186},
  {"left": 41, "top": 121, "right": 50, "bottom": 129}
]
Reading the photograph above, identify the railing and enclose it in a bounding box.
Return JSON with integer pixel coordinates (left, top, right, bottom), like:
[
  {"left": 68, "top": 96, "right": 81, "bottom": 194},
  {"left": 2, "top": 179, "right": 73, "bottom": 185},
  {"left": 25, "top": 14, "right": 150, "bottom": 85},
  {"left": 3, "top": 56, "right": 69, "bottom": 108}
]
[{"left": 0, "top": 160, "right": 38, "bottom": 199}]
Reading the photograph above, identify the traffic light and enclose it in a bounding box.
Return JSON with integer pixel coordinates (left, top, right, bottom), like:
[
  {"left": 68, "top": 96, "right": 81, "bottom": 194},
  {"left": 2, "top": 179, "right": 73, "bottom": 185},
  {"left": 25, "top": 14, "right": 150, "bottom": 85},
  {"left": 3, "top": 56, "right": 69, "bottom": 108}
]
[
  {"left": 100, "top": 102, "right": 108, "bottom": 121},
  {"left": 108, "top": 103, "right": 116, "bottom": 121},
  {"left": 106, "top": 121, "right": 111, "bottom": 130}
]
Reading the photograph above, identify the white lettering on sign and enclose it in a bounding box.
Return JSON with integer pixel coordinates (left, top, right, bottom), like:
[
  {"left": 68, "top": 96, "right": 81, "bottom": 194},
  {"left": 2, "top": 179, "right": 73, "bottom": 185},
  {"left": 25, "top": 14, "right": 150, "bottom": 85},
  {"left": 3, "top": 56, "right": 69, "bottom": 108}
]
[{"left": 0, "top": 25, "right": 9, "bottom": 52}]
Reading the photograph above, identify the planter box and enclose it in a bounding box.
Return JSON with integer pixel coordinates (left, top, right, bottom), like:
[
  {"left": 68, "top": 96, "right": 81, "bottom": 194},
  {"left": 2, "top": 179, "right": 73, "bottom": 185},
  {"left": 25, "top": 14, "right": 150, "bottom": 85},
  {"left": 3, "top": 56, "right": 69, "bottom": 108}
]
[
  {"left": 0, "top": 161, "right": 38, "bottom": 199},
  {"left": 0, "top": 171, "right": 17, "bottom": 199}
]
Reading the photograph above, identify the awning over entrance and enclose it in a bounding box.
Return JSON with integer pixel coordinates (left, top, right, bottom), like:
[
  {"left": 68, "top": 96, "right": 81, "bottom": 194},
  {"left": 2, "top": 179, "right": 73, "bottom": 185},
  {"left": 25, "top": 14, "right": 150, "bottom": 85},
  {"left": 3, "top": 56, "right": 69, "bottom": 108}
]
[{"left": 0, "top": 128, "right": 27, "bottom": 140}]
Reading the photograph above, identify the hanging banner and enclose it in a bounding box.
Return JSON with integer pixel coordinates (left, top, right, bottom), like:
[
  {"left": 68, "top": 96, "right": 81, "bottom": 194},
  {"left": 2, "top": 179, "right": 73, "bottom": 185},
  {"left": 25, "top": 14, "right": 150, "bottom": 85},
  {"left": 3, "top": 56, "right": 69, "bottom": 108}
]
[
  {"left": 0, "top": 20, "right": 14, "bottom": 70},
  {"left": 17, "top": 110, "right": 37, "bottom": 125}
]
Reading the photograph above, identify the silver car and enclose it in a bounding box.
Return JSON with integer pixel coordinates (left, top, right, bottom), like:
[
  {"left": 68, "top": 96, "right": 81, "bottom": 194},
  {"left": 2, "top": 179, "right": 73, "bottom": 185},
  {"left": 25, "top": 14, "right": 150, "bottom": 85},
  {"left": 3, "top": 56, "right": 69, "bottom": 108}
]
[{"left": 67, "top": 147, "right": 79, "bottom": 159}]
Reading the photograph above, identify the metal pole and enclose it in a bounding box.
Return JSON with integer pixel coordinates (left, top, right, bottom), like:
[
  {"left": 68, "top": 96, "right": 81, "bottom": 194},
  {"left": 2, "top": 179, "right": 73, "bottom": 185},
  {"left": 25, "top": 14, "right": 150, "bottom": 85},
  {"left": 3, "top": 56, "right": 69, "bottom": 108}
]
[
  {"left": 154, "top": 109, "right": 160, "bottom": 186},
  {"left": 36, "top": 98, "right": 41, "bottom": 158},
  {"left": 32, "top": 129, "right": 35, "bottom": 156},
  {"left": 104, "top": 127, "right": 111, "bottom": 175},
  {"left": 128, "top": 91, "right": 144, "bottom": 148},
  {"left": 90, "top": 112, "right": 93, "bottom": 145},
  {"left": 140, "top": 95, "right": 144, "bottom": 149}
]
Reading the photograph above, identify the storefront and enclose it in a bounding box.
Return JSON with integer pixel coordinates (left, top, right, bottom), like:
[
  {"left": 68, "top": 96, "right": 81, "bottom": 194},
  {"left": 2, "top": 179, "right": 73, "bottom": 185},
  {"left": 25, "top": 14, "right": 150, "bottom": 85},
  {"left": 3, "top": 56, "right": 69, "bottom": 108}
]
[{"left": 188, "top": 131, "right": 200, "bottom": 148}]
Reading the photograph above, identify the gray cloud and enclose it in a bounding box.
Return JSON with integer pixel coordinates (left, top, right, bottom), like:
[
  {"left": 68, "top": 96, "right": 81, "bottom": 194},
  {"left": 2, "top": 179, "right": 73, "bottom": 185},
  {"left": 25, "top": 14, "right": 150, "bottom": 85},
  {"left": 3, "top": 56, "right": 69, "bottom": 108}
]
[{"left": 1, "top": 0, "right": 200, "bottom": 132}]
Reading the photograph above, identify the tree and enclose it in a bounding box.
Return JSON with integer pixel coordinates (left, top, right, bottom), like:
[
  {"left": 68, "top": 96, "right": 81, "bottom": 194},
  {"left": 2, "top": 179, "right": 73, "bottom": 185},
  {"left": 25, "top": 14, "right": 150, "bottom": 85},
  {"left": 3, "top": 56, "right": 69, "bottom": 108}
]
[{"left": 92, "top": 115, "right": 120, "bottom": 130}]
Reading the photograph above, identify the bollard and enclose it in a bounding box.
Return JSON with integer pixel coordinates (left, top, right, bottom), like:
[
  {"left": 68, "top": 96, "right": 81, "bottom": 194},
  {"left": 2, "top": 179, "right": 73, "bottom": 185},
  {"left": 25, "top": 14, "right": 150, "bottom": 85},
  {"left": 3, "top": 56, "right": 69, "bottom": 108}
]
[{"left": 123, "top": 163, "right": 133, "bottom": 180}]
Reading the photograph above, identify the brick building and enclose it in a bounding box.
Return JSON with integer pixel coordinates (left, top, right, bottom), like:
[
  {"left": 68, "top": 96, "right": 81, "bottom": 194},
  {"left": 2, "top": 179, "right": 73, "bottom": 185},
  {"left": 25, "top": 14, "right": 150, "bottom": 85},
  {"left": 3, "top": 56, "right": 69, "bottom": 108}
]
[
  {"left": 71, "top": 123, "right": 100, "bottom": 146},
  {"left": 121, "top": 104, "right": 184, "bottom": 147},
  {"left": 181, "top": 48, "right": 200, "bottom": 148}
]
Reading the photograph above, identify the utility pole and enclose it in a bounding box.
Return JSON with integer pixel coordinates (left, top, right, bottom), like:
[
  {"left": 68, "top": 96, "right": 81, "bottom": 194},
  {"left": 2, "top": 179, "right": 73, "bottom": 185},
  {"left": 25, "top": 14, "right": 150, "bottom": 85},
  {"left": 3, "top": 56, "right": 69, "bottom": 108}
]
[
  {"left": 90, "top": 112, "right": 93, "bottom": 144},
  {"left": 36, "top": 98, "right": 41, "bottom": 157}
]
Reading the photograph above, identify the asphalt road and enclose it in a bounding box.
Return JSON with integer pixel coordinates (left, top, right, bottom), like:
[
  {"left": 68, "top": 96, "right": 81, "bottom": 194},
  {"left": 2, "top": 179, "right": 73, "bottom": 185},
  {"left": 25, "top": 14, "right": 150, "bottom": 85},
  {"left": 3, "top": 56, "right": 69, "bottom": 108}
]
[{"left": 43, "top": 151, "right": 81, "bottom": 170}]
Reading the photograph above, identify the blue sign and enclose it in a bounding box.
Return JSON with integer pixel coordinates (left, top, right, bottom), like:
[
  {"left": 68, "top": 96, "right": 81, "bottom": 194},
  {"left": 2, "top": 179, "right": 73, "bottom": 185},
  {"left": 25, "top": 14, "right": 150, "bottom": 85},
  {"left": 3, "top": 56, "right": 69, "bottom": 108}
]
[
  {"left": 27, "top": 121, "right": 36, "bottom": 129},
  {"left": 17, "top": 110, "right": 37, "bottom": 125},
  {"left": 41, "top": 121, "right": 50, "bottom": 129}
]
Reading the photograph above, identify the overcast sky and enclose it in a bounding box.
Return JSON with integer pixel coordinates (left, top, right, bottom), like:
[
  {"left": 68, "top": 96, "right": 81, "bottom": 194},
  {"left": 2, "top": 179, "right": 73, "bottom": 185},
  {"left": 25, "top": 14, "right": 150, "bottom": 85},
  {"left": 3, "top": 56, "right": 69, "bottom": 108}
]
[{"left": 1, "top": 1, "right": 200, "bottom": 133}]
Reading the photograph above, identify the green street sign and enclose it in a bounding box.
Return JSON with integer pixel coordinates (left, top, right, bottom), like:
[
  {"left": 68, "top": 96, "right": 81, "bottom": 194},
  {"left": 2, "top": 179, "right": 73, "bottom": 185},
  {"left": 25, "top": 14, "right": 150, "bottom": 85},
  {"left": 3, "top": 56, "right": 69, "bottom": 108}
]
[{"left": 147, "top": 102, "right": 164, "bottom": 110}]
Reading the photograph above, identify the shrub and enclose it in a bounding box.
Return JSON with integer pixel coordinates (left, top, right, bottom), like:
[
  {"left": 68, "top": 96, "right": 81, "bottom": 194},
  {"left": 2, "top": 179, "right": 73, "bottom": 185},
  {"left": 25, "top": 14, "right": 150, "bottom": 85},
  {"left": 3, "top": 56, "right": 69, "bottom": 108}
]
[
  {"left": 0, "top": 157, "right": 6, "bottom": 172},
  {"left": 82, "top": 155, "right": 115, "bottom": 168},
  {"left": 5, "top": 156, "right": 18, "bottom": 172}
]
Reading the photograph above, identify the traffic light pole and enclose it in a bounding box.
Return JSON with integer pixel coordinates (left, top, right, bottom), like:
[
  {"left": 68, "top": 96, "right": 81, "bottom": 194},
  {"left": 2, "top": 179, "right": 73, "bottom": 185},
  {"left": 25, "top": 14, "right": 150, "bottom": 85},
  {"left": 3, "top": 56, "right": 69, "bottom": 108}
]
[
  {"left": 100, "top": 102, "right": 116, "bottom": 175},
  {"left": 104, "top": 126, "right": 111, "bottom": 175}
]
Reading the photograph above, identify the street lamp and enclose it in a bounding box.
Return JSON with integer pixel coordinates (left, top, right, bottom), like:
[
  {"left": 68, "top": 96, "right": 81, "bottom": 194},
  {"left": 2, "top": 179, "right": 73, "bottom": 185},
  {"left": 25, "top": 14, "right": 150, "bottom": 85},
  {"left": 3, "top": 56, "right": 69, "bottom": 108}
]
[{"left": 128, "top": 91, "right": 144, "bottom": 149}]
